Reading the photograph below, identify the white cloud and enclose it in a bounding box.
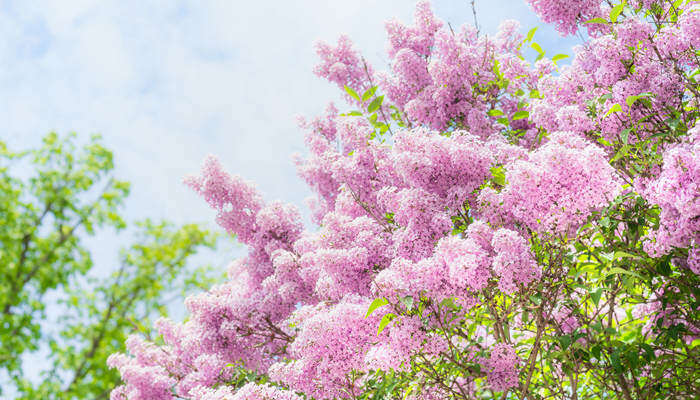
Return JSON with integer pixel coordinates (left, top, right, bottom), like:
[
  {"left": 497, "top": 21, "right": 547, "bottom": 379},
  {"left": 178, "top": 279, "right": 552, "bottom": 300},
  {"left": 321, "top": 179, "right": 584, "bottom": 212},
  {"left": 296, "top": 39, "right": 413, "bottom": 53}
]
[{"left": 1, "top": 0, "right": 576, "bottom": 225}]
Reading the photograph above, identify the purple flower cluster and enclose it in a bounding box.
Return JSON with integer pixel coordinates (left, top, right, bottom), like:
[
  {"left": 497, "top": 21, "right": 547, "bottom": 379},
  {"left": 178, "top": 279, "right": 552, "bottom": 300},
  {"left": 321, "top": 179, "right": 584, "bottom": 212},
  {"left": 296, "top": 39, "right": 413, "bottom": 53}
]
[{"left": 108, "top": 1, "right": 699, "bottom": 399}]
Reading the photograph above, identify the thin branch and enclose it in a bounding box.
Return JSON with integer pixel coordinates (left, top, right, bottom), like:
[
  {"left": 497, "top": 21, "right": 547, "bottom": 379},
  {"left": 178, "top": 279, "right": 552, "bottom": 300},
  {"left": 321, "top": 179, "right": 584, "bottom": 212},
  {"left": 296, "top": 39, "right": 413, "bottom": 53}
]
[{"left": 470, "top": 0, "right": 480, "bottom": 36}]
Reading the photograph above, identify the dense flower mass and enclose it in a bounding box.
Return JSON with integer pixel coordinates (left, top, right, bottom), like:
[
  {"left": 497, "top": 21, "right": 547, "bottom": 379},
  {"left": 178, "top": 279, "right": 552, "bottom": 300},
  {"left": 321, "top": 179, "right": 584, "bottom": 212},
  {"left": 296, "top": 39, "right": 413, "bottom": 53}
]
[
  {"left": 638, "top": 127, "right": 700, "bottom": 266},
  {"left": 109, "top": 1, "right": 700, "bottom": 400},
  {"left": 478, "top": 131, "right": 623, "bottom": 236},
  {"left": 526, "top": 0, "right": 603, "bottom": 35}
]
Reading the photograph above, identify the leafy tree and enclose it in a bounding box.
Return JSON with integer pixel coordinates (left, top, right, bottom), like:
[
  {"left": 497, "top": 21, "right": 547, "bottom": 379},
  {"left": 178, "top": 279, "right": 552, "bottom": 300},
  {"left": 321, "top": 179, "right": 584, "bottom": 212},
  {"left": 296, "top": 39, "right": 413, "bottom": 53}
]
[
  {"left": 0, "top": 133, "right": 218, "bottom": 398},
  {"left": 1, "top": 133, "right": 130, "bottom": 375},
  {"left": 14, "top": 221, "right": 217, "bottom": 399}
]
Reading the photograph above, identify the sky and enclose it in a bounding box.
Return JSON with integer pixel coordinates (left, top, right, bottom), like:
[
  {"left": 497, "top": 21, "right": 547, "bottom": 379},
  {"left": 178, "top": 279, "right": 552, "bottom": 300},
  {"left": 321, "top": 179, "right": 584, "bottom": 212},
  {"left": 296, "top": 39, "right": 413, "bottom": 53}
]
[
  {"left": 1, "top": 0, "right": 578, "bottom": 233},
  {"left": 0, "top": 0, "right": 579, "bottom": 389}
]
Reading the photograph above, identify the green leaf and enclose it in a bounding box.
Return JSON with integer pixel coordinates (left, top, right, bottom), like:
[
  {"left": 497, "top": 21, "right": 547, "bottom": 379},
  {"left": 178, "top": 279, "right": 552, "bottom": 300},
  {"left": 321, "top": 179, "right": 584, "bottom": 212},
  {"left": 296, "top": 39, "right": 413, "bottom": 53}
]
[
  {"left": 610, "top": 1, "right": 626, "bottom": 24},
  {"left": 604, "top": 103, "right": 622, "bottom": 118},
  {"left": 612, "top": 251, "right": 638, "bottom": 261},
  {"left": 656, "top": 258, "right": 671, "bottom": 276},
  {"left": 611, "top": 351, "right": 623, "bottom": 372},
  {"left": 344, "top": 85, "right": 361, "bottom": 101},
  {"left": 626, "top": 350, "right": 639, "bottom": 370},
  {"left": 490, "top": 166, "right": 507, "bottom": 186},
  {"left": 377, "top": 313, "right": 395, "bottom": 335},
  {"left": 362, "top": 86, "right": 378, "bottom": 102},
  {"left": 620, "top": 128, "right": 631, "bottom": 145},
  {"left": 608, "top": 267, "right": 643, "bottom": 280},
  {"left": 366, "top": 297, "right": 389, "bottom": 318},
  {"left": 625, "top": 92, "right": 652, "bottom": 107},
  {"left": 591, "top": 288, "right": 603, "bottom": 307},
  {"left": 530, "top": 42, "right": 544, "bottom": 55},
  {"left": 368, "top": 95, "right": 384, "bottom": 113},
  {"left": 611, "top": 145, "right": 631, "bottom": 162},
  {"left": 641, "top": 343, "right": 655, "bottom": 361},
  {"left": 512, "top": 110, "right": 529, "bottom": 120},
  {"left": 440, "top": 297, "right": 460, "bottom": 310},
  {"left": 531, "top": 42, "right": 545, "bottom": 60},
  {"left": 558, "top": 335, "right": 572, "bottom": 350},
  {"left": 487, "top": 109, "right": 504, "bottom": 117},
  {"left": 525, "top": 27, "right": 537, "bottom": 42},
  {"left": 585, "top": 17, "right": 609, "bottom": 24},
  {"left": 552, "top": 54, "right": 569, "bottom": 63},
  {"left": 403, "top": 386, "right": 414, "bottom": 400}
]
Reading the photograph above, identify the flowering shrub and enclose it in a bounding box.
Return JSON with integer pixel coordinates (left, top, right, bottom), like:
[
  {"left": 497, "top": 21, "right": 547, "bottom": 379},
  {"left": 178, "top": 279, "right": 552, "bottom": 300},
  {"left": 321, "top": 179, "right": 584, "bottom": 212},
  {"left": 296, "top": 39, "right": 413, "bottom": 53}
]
[{"left": 108, "top": 1, "right": 700, "bottom": 399}]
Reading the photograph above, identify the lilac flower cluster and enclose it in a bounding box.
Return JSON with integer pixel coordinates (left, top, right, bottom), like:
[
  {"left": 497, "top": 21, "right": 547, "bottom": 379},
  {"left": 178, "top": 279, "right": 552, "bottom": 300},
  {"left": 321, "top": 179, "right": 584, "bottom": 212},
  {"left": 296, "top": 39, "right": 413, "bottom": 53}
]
[
  {"left": 108, "top": 1, "right": 699, "bottom": 399},
  {"left": 639, "top": 127, "right": 699, "bottom": 271}
]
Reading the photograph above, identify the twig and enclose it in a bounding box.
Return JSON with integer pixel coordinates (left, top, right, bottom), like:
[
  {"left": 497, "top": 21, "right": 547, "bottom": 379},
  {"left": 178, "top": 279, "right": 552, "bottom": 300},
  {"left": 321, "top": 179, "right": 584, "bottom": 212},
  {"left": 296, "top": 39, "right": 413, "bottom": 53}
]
[{"left": 470, "top": 0, "right": 480, "bottom": 36}]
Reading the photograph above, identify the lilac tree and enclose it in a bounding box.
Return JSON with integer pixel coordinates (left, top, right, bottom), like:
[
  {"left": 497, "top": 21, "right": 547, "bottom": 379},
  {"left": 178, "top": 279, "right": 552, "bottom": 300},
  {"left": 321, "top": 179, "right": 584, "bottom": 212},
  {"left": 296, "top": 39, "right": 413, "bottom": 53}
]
[{"left": 108, "top": 1, "right": 699, "bottom": 399}]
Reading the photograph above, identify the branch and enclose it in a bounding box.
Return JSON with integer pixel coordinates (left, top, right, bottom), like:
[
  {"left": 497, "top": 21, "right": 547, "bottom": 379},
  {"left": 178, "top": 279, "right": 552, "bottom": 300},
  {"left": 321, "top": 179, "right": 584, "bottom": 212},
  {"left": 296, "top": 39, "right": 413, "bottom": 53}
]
[{"left": 470, "top": 0, "right": 481, "bottom": 36}]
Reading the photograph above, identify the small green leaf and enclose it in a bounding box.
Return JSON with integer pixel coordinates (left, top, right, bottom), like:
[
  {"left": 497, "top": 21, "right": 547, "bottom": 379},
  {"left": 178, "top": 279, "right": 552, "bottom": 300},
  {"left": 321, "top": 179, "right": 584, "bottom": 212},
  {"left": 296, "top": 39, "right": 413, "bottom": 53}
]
[
  {"left": 656, "top": 258, "right": 671, "bottom": 276},
  {"left": 487, "top": 109, "right": 504, "bottom": 117},
  {"left": 604, "top": 103, "right": 622, "bottom": 118},
  {"left": 625, "top": 92, "right": 652, "bottom": 107},
  {"left": 626, "top": 350, "right": 639, "bottom": 370},
  {"left": 641, "top": 343, "right": 655, "bottom": 361},
  {"left": 552, "top": 54, "right": 569, "bottom": 63},
  {"left": 525, "top": 27, "right": 537, "bottom": 42},
  {"left": 610, "top": 1, "right": 626, "bottom": 23},
  {"left": 440, "top": 297, "right": 460, "bottom": 310},
  {"left": 620, "top": 128, "right": 631, "bottom": 145},
  {"left": 362, "top": 86, "right": 378, "bottom": 102},
  {"left": 558, "top": 335, "right": 572, "bottom": 350},
  {"left": 344, "top": 85, "right": 360, "bottom": 101},
  {"left": 366, "top": 297, "right": 389, "bottom": 318},
  {"left": 490, "top": 166, "right": 506, "bottom": 186},
  {"left": 611, "top": 145, "right": 631, "bottom": 162},
  {"left": 530, "top": 42, "right": 545, "bottom": 60},
  {"left": 611, "top": 351, "right": 623, "bottom": 372},
  {"left": 608, "top": 267, "right": 643, "bottom": 280},
  {"left": 592, "top": 322, "right": 603, "bottom": 333},
  {"left": 512, "top": 110, "right": 529, "bottom": 120},
  {"left": 612, "top": 251, "right": 638, "bottom": 261},
  {"left": 585, "top": 17, "right": 609, "bottom": 24},
  {"left": 368, "top": 95, "right": 384, "bottom": 113},
  {"left": 403, "top": 386, "right": 414, "bottom": 400},
  {"left": 591, "top": 288, "right": 603, "bottom": 307},
  {"left": 530, "top": 42, "right": 544, "bottom": 55},
  {"left": 377, "top": 312, "right": 395, "bottom": 335}
]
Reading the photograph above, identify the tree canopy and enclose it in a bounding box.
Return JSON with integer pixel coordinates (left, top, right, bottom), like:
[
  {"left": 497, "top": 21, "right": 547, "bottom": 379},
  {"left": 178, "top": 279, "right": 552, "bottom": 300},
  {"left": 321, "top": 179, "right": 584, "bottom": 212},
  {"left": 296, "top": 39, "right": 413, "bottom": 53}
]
[{"left": 1, "top": 133, "right": 218, "bottom": 399}]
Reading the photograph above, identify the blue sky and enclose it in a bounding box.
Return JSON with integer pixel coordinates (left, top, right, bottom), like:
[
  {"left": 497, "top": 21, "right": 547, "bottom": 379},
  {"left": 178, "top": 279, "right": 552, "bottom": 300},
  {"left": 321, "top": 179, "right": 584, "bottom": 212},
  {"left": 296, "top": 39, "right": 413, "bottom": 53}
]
[
  {"left": 1, "top": 0, "right": 579, "bottom": 388},
  {"left": 1, "top": 0, "right": 578, "bottom": 232}
]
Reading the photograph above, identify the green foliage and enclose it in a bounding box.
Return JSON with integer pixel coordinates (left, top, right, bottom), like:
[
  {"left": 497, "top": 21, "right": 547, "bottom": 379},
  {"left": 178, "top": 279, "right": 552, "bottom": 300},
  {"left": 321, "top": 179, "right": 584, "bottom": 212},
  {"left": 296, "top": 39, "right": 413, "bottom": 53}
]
[
  {"left": 0, "top": 133, "right": 130, "bottom": 376},
  {"left": 366, "top": 297, "right": 389, "bottom": 318},
  {"left": 13, "top": 221, "right": 218, "bottom": 400},
  {"left": 0, "top": 133, "right": 219, "bottom": 399}
]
